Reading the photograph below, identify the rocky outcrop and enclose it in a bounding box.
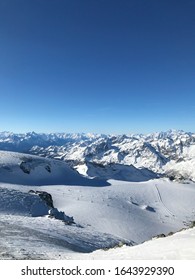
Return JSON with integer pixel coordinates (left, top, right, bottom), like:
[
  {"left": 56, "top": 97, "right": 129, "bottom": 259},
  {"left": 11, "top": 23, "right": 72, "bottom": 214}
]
[
  {"left": 28, "top": 190, "right": 74, "bottom": 224},
  {"left": 29, "top": 190, "right": 54, "bottom": 208},
  {"left": 48, "top": 208, "right": 74, "bottom": 224},
  {"left": 20, "top": 161, "right": 31, "bottom": 174}
]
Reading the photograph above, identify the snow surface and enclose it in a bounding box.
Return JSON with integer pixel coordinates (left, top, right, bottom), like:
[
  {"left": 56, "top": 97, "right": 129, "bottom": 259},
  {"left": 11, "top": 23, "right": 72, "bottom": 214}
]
[
  {"left": 78, "top": 227, "right": 195, "bottom": 260},
  {"left": 0, "top": 150, "right": 195, "bottom": 259},
  {"left": 0, "top": 151, "right": 109, "bottom": 186}
]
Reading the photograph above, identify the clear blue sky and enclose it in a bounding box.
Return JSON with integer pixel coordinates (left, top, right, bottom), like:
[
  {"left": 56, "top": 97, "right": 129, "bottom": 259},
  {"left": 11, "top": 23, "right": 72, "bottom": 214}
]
[{"left": 0, "top": 0, "right": 194, "bottom": 134}]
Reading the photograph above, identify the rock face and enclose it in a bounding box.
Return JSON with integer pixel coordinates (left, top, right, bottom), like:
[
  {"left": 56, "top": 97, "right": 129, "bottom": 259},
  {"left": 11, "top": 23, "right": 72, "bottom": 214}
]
[
  {"left": 48, "top": 208, "right": 74, "bottom": 224},
  {"left": 28, "top": 190, "right": 74, "bottom": 224},
  {"left": 29, "top": 190, "right": 54, "bottom": 208},
  {"left": 20, "top": 161, "right": 31, "bottom": 174}
]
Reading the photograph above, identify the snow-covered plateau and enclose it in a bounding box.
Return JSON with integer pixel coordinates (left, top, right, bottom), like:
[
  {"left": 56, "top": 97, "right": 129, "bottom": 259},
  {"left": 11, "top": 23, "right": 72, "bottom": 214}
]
[{"left": 0, "top": 130, "right": 195, "bottom": 259}]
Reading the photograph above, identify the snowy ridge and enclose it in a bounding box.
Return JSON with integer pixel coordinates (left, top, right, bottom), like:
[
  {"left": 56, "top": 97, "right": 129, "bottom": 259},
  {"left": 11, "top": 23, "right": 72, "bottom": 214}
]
[
  {"left": 76, "top": 226, "right": 195, "bottom": 260},
  {"left": 75, "top": 162, "right": 158, "bottom": 182},
  {"left": 0, "top": 151, "right": 109, "bottom": 186}
]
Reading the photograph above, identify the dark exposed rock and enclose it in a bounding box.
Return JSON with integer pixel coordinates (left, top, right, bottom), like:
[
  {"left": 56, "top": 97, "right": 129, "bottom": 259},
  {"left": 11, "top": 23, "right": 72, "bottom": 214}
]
[
  {"left": 167, "top": 231, "right": 174, "bottom": 236},
  {"left": 28, "top": 190, "right": 74, "bottom": 224},
  {"left": 169, "top": 176, "right": 175, "bottom": 181},
  {"left": 190, "top": 221, "right": 195, "bottom": 228},
  {"left": 45, "top": 165, "right": 51, "bottom": 173},
  {"left": 48, "top": 208, "right": 74, "bottom": 224},
  {"left": 20, "top": 161, "right": 31, "bottom": 174},
  {"left": 154, "top": 233, "right": 166, "bottom": 238},
  {"left": 145, "top": 205, "right": 156, "bottom": 212},
  {"left": 29, "top": 190, "right": 54, "bottom": 208}
]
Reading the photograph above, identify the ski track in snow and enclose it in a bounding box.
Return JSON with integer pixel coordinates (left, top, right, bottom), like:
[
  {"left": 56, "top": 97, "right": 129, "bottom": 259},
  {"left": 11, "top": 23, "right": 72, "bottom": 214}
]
[{"left": 154, "top": 183, "right": 175, "bottom": 218}]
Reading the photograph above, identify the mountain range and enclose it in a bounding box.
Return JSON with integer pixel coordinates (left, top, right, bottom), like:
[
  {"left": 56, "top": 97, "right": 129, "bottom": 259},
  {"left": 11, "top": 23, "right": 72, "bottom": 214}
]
[{"left": 0, "top": 130, "right": 195, "bottom": 182}]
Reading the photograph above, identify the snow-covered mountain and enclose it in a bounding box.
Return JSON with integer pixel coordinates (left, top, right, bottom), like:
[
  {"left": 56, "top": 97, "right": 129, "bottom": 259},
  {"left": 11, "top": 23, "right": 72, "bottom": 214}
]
[
  {"left": 0, "top": 130, "right": 195, "bottom": 181},
  {"left": 0, "top": 150, "right": 108, "bottom": 186}
]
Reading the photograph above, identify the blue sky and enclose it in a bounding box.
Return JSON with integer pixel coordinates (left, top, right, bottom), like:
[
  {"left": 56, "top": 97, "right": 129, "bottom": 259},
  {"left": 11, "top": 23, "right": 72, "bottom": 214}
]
[{"left": 0, "top": 0, "right": 195, "bottom": 134}]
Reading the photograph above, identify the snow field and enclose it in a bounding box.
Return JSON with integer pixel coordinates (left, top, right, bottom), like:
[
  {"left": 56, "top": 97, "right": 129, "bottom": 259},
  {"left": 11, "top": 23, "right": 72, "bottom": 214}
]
[{"left": 0, "top": 150, "right": 195, "bottom": 259}]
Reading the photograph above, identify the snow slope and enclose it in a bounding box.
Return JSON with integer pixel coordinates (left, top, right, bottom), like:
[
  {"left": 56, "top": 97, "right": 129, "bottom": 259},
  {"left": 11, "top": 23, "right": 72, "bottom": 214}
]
[
  {"left": 0, "top": 151, "right": 108, "bottom": 186},
  {"left": 0, "top": 178, "right": 195, "bottom": 259},
  {"left": 77, "top": 227, "right": 195, "bottom": 260},
  {"left": 0, "top": 150, "right": 195, "bottom": 259},
  {"left": 75, "top": 162, "right": 159, "bottom": 181},
  {"left": 40, "top": 179, "right": 195, "bottom": 244}
]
